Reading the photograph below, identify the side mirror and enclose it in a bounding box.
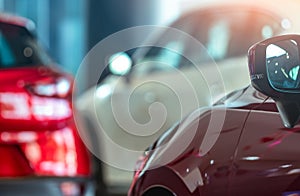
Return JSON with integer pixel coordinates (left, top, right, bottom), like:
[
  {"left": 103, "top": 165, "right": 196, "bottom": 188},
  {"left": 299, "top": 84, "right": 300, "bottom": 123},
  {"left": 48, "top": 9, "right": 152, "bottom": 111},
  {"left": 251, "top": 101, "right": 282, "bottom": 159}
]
[
  {"left": 248, "top": 34, "right": 300, "bottom": 128},
  {"left": 108, "top": 52, "right": 132, "bottom": 76}
]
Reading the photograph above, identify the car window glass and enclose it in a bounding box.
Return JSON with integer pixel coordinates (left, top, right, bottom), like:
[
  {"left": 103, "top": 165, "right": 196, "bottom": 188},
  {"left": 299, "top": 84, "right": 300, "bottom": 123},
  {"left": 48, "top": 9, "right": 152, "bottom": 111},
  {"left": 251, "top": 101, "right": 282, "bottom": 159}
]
[
  {"left": 133, "top": 42, "right": 185, "bottom": 75},
  {"left": 131, "top": 8, "right": 283, "bottom": 77},
  {"left": 0, "top": 32, "right": 16, "bottom": 67},
  {"left": 0, "top": 23, "right": 52, "bottom": 68},
  {"left": 156, "top": 42, "right": 183, "bottom": 68},
  {"left": 189, "top": 9, "right": 282, "bottom": 65},
  {"left": 206, "top": 20, "right": 230, "bottom": 60}
]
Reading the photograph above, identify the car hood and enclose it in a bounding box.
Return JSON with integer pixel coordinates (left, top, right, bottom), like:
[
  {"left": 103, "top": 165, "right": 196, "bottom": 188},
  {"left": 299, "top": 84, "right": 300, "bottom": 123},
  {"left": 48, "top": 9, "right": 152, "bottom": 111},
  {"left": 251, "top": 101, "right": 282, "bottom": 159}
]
[
  {"left": 142, "top": 85, "right": 271, "bottom": 168},
  {"left": 139, "top": 86, "right": 300, "bottom": 195}
]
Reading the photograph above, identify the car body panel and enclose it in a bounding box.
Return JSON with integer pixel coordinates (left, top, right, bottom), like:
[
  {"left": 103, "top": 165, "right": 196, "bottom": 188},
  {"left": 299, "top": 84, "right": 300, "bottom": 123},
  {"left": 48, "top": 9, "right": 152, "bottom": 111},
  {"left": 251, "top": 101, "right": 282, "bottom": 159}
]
[
  {"left": 128, "top": 86, "right": 262, "bottom": 195},
  {"left": 129, "top": 85, "right": 300, "bottom": 196},
  {"left": 229, "top": 110, "right": 300, "bottom": 196}
]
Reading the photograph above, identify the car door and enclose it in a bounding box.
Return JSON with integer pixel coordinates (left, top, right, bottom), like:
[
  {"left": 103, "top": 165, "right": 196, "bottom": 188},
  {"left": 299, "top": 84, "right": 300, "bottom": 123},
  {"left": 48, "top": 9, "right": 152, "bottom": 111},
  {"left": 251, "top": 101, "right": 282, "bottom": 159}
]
[{"left": 229, "top": 101, "right": 300, "bottom": 196}]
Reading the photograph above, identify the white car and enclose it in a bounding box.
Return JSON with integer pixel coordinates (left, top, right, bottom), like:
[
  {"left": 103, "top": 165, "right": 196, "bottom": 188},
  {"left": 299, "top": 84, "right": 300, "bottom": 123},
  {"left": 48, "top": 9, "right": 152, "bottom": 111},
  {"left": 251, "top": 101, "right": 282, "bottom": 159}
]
[{"left": 75, "top": 0, "right": 300, "bottom": 193}]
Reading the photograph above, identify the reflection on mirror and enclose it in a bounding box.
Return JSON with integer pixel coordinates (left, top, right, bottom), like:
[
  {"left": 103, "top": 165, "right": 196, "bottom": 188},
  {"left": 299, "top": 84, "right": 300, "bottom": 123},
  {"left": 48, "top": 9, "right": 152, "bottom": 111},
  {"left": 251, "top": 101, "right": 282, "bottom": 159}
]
[
  {"left": 266, "top": 39, "right": 300, "bottom": 90},
  {"left": 108, "top": 52, "right": 132, "bottom": 75}
]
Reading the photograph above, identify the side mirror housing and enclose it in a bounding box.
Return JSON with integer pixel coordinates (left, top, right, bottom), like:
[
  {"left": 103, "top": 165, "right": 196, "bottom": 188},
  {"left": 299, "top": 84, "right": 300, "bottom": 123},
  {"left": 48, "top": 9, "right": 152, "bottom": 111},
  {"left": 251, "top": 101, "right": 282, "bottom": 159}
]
[{"left": 248, "top": 34, "right": 300, "bottom": 128}]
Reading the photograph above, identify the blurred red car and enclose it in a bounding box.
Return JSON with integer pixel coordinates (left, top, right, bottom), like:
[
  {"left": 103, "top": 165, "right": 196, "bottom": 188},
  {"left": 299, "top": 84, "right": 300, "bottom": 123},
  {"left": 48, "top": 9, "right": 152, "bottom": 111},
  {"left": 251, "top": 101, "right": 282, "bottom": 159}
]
[
  {"left": 0, "top": 13, "right": 94, "bottom": 195},
  {"left": 128, "top": 35, "right": 300, "bottom": 196}
]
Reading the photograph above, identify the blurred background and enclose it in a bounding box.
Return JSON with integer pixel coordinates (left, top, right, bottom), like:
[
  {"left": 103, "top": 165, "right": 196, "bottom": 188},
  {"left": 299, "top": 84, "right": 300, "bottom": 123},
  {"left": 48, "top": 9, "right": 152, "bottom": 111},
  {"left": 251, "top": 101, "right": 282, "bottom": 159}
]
[{"left": 0, "top": 0, "right": 199, "bottom": 92}]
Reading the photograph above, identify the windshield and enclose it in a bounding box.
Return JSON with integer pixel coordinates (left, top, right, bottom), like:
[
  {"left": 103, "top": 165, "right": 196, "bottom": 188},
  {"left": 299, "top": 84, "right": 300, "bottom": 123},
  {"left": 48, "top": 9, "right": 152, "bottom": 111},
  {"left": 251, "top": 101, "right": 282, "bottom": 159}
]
[
  {"left": 0, "top": 22, "right": 53, "bottom": 68},
  {"left": 132, "top": 8, "right": 283, "bottom": 76}
]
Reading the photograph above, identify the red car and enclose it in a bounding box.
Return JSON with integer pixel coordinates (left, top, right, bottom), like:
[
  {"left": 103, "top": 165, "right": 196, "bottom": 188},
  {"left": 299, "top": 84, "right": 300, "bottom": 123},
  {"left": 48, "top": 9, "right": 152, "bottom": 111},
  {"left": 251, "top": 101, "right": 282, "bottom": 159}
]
[
  {"left": 0, "top": 14, "right": 95, "bottom": 195},
  {"left": 128, "top": 34, "right": 300, "bottom": 196}
]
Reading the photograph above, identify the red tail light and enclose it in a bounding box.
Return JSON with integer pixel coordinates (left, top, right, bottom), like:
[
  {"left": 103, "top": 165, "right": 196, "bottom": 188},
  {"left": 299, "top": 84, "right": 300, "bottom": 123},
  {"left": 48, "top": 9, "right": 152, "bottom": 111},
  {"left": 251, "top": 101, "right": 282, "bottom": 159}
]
[
  {"left": 0, "top": 127, "right": 90, "bottom": 177},
  {"left": 27, "top": 76, "right": 72, "bottom": 98}
]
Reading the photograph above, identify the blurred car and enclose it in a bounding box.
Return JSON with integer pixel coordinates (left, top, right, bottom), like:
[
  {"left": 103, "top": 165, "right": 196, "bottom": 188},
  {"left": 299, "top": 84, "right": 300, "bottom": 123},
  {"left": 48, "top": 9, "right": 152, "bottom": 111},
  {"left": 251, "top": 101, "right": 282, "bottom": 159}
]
[
  {"left": 76, "top": 0, "right": 300, "bottom": 192},
  {"left": 0, "top": 13, "right": 98, "bottom": 195},
  {"left": 128, "top": 34, "right": 300, "bottom": 196}
]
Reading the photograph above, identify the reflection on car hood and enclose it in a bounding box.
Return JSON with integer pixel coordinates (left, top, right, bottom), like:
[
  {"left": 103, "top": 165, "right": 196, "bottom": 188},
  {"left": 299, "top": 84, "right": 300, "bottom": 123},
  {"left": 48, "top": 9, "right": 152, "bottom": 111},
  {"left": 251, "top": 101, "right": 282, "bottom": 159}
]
[{"left": 142, "top": 86, "right": 276, "bottom": 170}]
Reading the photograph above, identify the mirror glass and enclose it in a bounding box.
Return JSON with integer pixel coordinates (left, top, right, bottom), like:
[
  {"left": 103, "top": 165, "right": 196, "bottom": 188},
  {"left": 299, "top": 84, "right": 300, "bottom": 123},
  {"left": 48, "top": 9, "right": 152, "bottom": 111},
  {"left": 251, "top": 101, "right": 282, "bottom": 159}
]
[
  {"left": 108, "top": 52, "right": 132, "bottom": 75},
  {"left": 266, "top": 39, "right": 300, "bottom": 91}
]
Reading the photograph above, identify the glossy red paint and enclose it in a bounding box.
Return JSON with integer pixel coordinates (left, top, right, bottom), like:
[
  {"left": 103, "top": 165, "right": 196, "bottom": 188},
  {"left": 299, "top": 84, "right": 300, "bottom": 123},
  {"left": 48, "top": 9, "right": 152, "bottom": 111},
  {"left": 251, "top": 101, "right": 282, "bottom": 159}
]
[
  {"left": 0, "top": 145, "right": 33, "bottom": 176},
  {"left": 0, "top": 13, "right": 91, "bottom": 194},
  {"left": 128, "top": 86, "right": 300, "bottom": 196}
]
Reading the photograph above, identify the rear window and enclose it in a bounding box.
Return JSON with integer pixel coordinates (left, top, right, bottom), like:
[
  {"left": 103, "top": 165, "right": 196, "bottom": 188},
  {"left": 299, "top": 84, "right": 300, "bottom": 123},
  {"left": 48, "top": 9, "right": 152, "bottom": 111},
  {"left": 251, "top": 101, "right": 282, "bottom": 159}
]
[{"left": 0, "top": 22, "right": 52, "bottom": 68}]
